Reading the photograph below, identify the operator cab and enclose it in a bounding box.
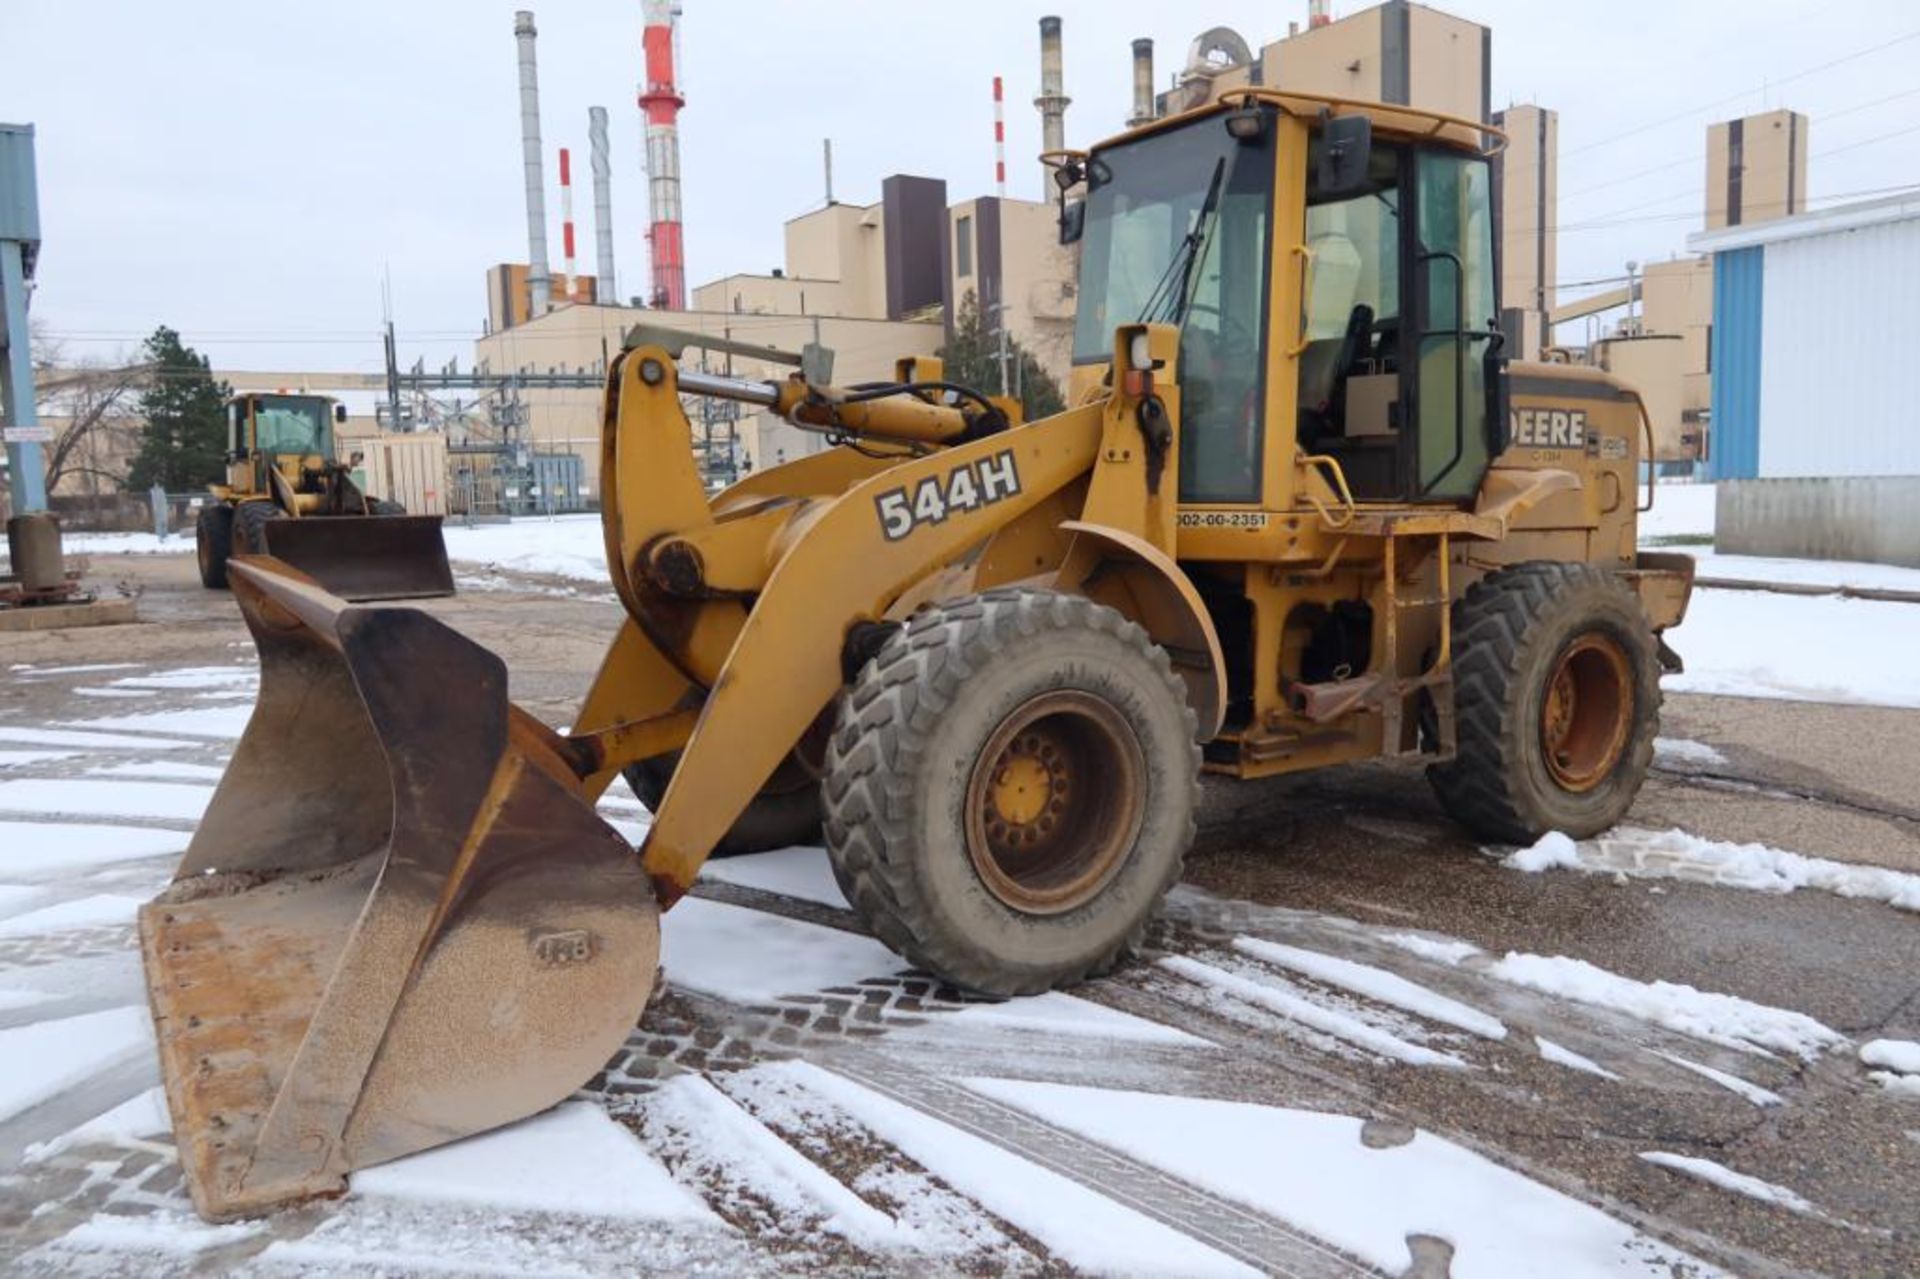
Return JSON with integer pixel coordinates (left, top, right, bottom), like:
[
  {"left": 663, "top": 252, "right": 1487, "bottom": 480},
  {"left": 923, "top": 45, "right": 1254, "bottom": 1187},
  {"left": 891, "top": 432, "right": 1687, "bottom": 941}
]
[{"left": 1066, "top": 97, "right": 1506, "bottom": 507}]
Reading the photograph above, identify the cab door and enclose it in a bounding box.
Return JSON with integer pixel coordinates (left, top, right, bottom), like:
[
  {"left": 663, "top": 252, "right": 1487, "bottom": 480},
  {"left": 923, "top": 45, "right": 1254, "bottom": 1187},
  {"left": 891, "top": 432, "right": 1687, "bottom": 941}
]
[{"left": 1409, "top": 150, "right": 1502, "bottom": 499}]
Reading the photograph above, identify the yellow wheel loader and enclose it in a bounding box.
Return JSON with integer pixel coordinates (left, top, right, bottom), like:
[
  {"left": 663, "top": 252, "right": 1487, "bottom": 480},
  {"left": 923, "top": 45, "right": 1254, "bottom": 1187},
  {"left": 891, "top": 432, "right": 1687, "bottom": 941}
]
[
  {"left": 195, "top": 391, "right": 454, "bottom": 601},
  {"left": 142, "top": 90, "right": 1694, "bottom": 1220}
]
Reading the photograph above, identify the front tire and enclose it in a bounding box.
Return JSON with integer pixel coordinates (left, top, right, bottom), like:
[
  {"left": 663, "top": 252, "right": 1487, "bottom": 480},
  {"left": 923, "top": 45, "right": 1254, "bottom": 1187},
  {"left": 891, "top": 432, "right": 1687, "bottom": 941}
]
[
  {"left": 195, "top": 504, "right": 235, "bottom": 589},
  {"left": 1428, "top": 562, "right": 1661, "bottom": 843},
  {"left": 824, "top": 588, "right": 1199, "bottom": 996},
  {"left": 233, "top": 501, "right": 283, "bottom": 556}
]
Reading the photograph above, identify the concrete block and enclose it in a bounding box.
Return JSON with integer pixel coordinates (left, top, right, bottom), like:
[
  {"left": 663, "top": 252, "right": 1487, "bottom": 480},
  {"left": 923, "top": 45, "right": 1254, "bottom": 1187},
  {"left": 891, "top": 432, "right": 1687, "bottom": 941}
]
[{"left": 0, "top": 596, "right": 138, "bottom": 632}]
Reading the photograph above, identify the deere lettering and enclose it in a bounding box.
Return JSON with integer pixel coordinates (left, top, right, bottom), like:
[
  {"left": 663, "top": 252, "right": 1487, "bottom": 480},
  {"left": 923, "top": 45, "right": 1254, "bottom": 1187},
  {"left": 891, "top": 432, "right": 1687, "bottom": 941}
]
[{"left": 1511, "top": 407, "right": 1587, "bottom": 449}]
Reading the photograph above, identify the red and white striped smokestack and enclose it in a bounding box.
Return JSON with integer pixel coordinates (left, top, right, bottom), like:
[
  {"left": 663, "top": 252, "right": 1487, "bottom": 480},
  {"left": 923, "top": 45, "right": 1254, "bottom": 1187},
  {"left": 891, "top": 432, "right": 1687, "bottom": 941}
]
[
  {"left": 992, "top": 76, "right": 1007, "bottom": 198},
  {"left": 1309, "top": 0, "right": 1333, "bottom": 29},
  {"left": 559, "top": 146, "right": 576, "bottom": 302},
  {"left": 639, "top": 0, "right": 686, "bottom": 311}
]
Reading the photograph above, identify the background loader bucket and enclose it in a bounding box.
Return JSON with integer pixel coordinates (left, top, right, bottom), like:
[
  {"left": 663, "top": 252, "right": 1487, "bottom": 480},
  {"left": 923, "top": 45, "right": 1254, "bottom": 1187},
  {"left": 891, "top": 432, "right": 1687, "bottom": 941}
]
[
  {"left": 140, "top": 558, "right": 659, "bottom": 1221},
  {"left": 255, "top": 514, "right": 455, "bottom": 601}
]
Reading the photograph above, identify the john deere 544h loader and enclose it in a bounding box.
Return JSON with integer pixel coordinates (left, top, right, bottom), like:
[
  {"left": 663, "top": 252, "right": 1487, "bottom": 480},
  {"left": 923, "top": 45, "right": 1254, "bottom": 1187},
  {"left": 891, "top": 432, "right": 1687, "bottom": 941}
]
[{"left": 142, "top": 90, "right": 1693, "bottom": 1220}]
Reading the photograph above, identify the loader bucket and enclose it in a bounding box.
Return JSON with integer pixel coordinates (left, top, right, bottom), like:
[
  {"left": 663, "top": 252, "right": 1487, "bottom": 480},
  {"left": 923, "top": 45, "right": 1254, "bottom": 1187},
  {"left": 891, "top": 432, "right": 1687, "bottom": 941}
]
[
  {"left": 255, "top": 514, "right": 455, "bottom": 601},
  {"left": 139, "top": 557, "right": 659, "bottom": 1221}
]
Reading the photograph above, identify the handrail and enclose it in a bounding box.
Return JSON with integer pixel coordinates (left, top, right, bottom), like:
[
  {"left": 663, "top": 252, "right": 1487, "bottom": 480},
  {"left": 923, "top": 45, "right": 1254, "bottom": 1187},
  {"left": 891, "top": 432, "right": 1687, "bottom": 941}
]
[
  {"left": 1288, "top": 244, "right": 1316, "bottom": 357},
  {"left": 1298, "top": 451, "right": 1358, "bottom": 529},
  {"left": 1628, "top": 389, "right": 1658, "bottom": 514},
  {"left": 1215, "top": 88, "right": 1508, "bottom": 156}
]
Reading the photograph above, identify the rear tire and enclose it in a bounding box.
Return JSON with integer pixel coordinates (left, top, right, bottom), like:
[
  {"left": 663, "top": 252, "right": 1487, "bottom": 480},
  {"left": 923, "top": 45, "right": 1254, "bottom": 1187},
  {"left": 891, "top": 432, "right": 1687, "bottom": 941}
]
[
  {"left": 824, "top": 588, "right": 1199, "bottom": 996},
  {"left": 1427, "top": 562, "right": 1661, "bottom": 843},
  {"left": 196, "top": 504, "right": 235, "bottom": 589},
  {"left": 370, "top": 498, "right": 406, "bottom": 516},
  {"left": 623, "top": 756, "right": 822, "bottom": 858},
  {"left": 234, "top": 501, "right": 283, "bottom": 556}
]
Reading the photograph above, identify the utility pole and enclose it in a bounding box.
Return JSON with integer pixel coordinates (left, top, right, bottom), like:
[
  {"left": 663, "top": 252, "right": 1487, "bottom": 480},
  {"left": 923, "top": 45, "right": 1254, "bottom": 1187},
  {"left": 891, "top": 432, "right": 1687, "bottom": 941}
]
[{"left": 1, "top": 124, "right": 47, "bottom": 515}]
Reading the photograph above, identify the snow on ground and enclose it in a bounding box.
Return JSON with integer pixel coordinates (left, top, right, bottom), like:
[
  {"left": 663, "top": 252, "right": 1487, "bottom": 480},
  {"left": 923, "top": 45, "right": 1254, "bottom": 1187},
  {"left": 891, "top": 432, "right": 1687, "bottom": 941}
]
[
  {"left": 1637, "top": 482, "right": 1716, "bottom": 543},
  {"left": 23, "top": 1085, "right": 171, "bottom": 1163},
  {"left": 0, "top": 749, "right": 79, "bottom": 769},
  {"left": 0, "top": 725, "right": 193, "bottom": 751},
  {"left": 55, "top": 703, "right": 252, "bottom": 739},
  {"left": 1161, "top": 954, "right": 1467, "bottom": 1068},
  {"left": 86, "top": 759, "right": 226, "bottom": 781},
  {"left": 968, "top": 1077, "right": 1702, "bottom": 1278},
  {"left": 0, "top": 778, "right": 214, "bottom": 822},
  {"left": 1536, "top": 1036, "right": 1621, "bottom": 1080},
  {"left": 1637, "top": 1152, "right": 1819, "bottom": 1216},
  {"left": 698, "top": 845, "right": 852, "bottom": 909},
  {"left": 1691, "top": 552, "right": 1920, "bottom": 594},
  {"left": 1654, "top": 1051, "right": 1784, "bottom": 1108},
  {"left": 0, "top": 1006, "right": 154, "bottom": 1123},
  {"left": 1484, "top": 954, "right": 1844, "bottom": 1060},
  {"left": 661, "top": 896, "right": 907, "bottom": 1002},
  {"left": 1664, "top": 588, "right": 1920, "bottom": 708},
  {"left": 441, "top": 514, "right": 609, "bottom": 582},
  {"left": 355, "top": 1101, "right": 720, "bottom": 1224},
  {"left": 773, "top": 1062, "right": 1258, "bottom": 1278},
  {"left": 0, "top": 893, "right": 143, "bottom": 939},
  {"left": 1861, "top": 1039, "right": 1920, "bottom": 1099},
  {"left": 0, "top": 820, "right": 191, "bottom": 875},
  {"left": 1654, "top": 736, "right": 1727, "bottom": 767},
  {"left": 1231, "top": 937, "right": 1507, "bottom": 1040},
  {"left": 1500, "top": 827, "right": 1920, "bottom": 913},
  {"left": 1380, "top": 933, "right": 1845, "bottom": 1060}
]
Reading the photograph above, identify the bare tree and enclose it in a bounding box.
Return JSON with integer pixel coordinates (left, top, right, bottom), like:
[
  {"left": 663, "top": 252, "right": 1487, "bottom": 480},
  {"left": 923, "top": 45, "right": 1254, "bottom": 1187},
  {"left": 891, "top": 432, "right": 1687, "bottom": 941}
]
[{"left": 30, "top": 324, "right": 150, "bottom": 498}]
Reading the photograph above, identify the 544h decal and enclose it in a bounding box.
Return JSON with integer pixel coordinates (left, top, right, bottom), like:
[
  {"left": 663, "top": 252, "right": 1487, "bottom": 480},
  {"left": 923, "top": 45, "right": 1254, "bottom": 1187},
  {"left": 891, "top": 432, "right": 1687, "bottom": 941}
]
[{"left": 875, "top": 449, "right": 1022, "bottom": 541}]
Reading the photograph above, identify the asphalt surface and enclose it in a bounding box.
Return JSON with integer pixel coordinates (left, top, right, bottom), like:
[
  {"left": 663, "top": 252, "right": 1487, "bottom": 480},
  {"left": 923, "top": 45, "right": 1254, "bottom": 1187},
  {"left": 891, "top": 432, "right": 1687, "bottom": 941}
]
[{"left": 8, "top": 553, "right": 1919, "bottom": 1276}]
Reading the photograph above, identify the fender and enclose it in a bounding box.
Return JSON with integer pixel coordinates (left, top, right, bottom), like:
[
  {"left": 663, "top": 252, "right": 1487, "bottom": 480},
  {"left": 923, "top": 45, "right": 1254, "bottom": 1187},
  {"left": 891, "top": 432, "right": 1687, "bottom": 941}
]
[{"left": 1055, "top": 519, "right": 1227, "bottom": 741}]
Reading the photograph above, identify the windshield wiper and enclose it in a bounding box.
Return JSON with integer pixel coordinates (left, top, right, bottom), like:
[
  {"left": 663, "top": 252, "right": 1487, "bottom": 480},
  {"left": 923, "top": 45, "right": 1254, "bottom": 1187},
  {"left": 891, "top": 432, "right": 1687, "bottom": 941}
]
[{"left": 1137, "top": 155, "right": 1229, "bottom": 329}]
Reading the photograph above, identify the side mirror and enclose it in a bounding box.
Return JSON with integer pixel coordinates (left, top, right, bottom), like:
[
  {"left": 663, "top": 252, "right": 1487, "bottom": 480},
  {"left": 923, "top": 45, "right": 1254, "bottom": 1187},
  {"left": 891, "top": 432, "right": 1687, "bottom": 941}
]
[
  {"left": 1316, "top": 114, "right": 1373, "bottom": 199},
  {"left": 333, "top": 403, "right": 348, "bottom": 424},
  {"left": 1058, "top": 198, "right": 1086, "bottom": 246}
]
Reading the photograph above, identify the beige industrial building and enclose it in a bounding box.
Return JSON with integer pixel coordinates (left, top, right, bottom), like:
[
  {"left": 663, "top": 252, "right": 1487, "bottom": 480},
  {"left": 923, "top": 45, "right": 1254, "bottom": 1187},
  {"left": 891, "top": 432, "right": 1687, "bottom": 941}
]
[
  {"left": 1491, "top": 104, "right": 1557, "bottom": 361},
  {"left": 1706, "top": 109, "right": 1809, "bottom": 230}
]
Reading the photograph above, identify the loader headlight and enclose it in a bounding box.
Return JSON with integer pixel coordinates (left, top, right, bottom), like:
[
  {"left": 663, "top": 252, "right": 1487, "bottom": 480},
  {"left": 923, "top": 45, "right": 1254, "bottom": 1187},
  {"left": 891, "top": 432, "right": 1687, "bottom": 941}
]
[{"left": 1128, "top": 332, "right": 1153, "bottom": 371}]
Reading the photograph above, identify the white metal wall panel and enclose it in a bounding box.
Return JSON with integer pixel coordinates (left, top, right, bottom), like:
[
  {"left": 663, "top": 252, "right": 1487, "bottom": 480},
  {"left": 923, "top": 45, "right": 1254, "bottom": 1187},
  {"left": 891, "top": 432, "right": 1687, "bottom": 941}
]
[{"left": 1758, "top": 215, "right": 1920, "bottom": 477}]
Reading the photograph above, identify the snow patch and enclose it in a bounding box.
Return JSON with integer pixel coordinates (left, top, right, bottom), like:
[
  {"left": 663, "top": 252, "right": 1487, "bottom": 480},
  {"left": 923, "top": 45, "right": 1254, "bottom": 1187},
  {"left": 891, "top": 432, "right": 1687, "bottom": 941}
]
[
  {"left": 57, "top": 703, "right": 253, "bottom": 739},
  {"left": 25, "top": 1085, "right": 172, "bottom": 1163},
  {"left": 0, "top": 725, "right": 193, "bottom": 751},
  {"left": 1638, "top": 1152, "right": 1817, "bottom": 1215},
  {"left": 1380, "top": 932, "right": 1484, "bottom": 966},
  {"left": 0, "top": 820, "right": 190, "bottom": 874},
  {"left": 1665, "top": 590, "right": 1920, "bottom": 709},
  {"left": 779, "top": 1062, "right": 1255, "bottom": 1277},
  {"left": 0, "top": 749, "right": 80, "bottom": 769},
  {"left": 1501, "top": 831, "right": 1580, "bottom": 872},
  {"left": 698, "top": 845, "right": 850, "bottom": 910},
  {"left": 0, "top": 893, "right": 143, "bottom": 938},
  {"left": 1161, "top": 954, "right": 1467, "bottom": 1068},
  {"left": 109, "top": 667, "right": 257, "bottom": 691},
  {"left": 1501, "top": 826, "right": 1920, "bottom": 913},
  {"left": 0, "top": 778, "right": 215, "bottom": 822},
  {"left": 1535, "top": 1037, "right": 1620, "bottom": 1080},
  {"left": 638, "top": 1073, "right": 907, "bottom": 1246},
  {"left": 1232, "top": 937, "right": 1506, "bottom": 1040},
  {"left": 0, "top": 987, "right": 57, "bottom": 1012},
  {"left": 1860, "top": 1039, "right": 1920, "bottom": 1075},
  {"left": 353, "top": 1101, "right": 721, "bottom": 1224},
  {"left": 662, "top": 896, "right": 907, "bottom": 1003},
  {"left": 49, "top": 1210, "right": 266, "bottom": 1258},
  {"left": 87, "top": 759, "right": 227, "bottom": 782},
  {"left": 1655, "top": 1051, "right": 1784, "bottom": 1107},
  {"left": 1654, "top": 737, "right": 1727, "bottom": 766},
  {"left": 0, "top": 1006, "right": 155, "bottom": 1124},
  {"left": 968, "top": 1076, "right": 1704, "bottom": 1278},
  {"left": 1486, "top": 952, "right": 1844, "bottom": 1060},
  {"left": 928, "top": 989, "right": 1211, "bottom": 1047}
]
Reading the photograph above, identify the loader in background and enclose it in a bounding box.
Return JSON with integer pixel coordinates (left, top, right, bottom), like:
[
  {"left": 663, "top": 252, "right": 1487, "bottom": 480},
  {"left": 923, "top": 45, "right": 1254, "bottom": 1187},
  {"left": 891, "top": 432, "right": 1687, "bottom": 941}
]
[
  {"left": 142, "top": 89, "right": 1693, "bottom": 1221},
  {"left": 194, "top": 391, "right": 453, "bottom": 600}
]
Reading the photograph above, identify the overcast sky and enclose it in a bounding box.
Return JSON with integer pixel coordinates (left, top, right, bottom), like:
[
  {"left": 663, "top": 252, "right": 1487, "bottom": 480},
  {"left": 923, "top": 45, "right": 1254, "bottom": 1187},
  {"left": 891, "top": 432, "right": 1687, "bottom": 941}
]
[{"left": 10, "top": 0, "right": 1919, "bottom": 384}]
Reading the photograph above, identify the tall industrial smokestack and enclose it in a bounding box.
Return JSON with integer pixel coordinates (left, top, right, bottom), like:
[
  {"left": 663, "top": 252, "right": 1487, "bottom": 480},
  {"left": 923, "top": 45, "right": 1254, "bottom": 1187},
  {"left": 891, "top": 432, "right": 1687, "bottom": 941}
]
[
  {"left": 513, "top": 11, "right": 552, "bottom": 317},
  {"left": 1128, "top": 39, "right": 1155, "bottom": 128},
  {"left": 992, "top": 76, "right": 1007, "bottom": 198},
  {"left": 589, "top": 106, "right": 617, "bottom": 303},
  {"left": 1035, "top": 16, "right": 1070, "bottom": 197},
  {"left": 558, "top": 146, "right": 576, "bottom": 302},
  {"left": 1309, "top": 0, "right": 1333, "bottom": 29},
  {"left": 640, "top": 0, "right": 686, "bottom": 311}
]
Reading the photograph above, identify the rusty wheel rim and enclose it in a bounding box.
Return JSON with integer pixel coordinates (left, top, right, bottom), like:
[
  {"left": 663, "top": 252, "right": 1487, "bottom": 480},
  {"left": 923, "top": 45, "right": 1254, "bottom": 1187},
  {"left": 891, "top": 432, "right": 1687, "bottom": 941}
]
[
  {"left": 964, "top": 690, "right": 1145, "bottom": 915},
  {"left": 1540, "top": 632, "right": 1633, "bottom": 793}
]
